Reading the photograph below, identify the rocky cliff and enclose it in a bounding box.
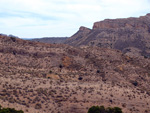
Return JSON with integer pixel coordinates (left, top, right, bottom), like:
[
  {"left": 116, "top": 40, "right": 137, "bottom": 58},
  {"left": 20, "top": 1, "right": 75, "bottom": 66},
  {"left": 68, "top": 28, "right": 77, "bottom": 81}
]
[
  {"left": 65, "top": 13, "right": 150, "bottom": 58},
  {"left": 93, "top": 13, "right": 150, "bottom": 31}
]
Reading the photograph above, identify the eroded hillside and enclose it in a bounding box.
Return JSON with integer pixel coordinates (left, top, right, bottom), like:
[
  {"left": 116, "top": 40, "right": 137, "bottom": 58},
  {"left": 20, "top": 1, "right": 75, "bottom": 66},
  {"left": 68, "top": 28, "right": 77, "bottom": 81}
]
[
  {"left": 0, "top": 35, "right": 150, "bottom": 113},
  {"left": 65, "top": 13, "right": 150, "bottom": 58}
]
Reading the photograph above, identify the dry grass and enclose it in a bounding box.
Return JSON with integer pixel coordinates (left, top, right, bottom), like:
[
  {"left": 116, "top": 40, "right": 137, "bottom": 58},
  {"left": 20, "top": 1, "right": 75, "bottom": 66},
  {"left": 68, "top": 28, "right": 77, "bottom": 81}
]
[{"left": 0, "top": 35, "right": 150, "bottom": 113}]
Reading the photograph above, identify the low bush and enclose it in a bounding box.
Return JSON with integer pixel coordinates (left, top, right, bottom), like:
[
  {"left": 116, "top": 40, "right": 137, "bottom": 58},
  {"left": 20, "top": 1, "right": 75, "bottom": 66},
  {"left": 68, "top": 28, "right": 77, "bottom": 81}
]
[
  {"left": 0, "top": 105, "right": 24, "bottom": 113},
  {"left": 88, "top": 105, "right": 123, "bottom": 113}
]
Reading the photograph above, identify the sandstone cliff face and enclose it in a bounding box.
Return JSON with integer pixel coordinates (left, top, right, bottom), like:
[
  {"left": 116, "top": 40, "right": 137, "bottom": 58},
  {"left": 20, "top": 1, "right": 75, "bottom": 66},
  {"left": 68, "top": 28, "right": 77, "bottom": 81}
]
[
  {"left": 93, "top": 13, "right": 150, "bottom": 31},
  {"left": 65, "top": 13, "right": 150, "bottom": 58}
]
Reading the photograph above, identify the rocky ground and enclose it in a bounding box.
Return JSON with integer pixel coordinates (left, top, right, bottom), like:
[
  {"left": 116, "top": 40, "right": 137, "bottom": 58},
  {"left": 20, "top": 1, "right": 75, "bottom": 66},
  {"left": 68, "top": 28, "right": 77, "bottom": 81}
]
[
  {"left": 0, "top": 72, "right": 150, "bottom": 113},
  {"left": 0, "top": 35, "right": 150, "bottom": 113}
]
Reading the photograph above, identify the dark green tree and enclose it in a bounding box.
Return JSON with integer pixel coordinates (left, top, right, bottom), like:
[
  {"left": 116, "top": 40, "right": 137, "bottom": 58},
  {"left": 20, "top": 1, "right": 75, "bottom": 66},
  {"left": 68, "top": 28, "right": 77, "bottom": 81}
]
[{"left": 88, "top": 106, "right": 105, "bottom": 113}]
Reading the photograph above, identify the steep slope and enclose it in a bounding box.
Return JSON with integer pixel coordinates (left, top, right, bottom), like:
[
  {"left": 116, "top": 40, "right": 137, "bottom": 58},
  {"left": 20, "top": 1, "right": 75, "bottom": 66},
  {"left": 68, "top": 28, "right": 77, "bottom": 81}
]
[
  {"left": 0, "top": 35, "right": 150, "bottom": 113},
  {"left": 65, "top": 13, "right": 150, "bottom": 58},
  {"left": 64, "top": 26, "right": 91, "bottom": 46}
]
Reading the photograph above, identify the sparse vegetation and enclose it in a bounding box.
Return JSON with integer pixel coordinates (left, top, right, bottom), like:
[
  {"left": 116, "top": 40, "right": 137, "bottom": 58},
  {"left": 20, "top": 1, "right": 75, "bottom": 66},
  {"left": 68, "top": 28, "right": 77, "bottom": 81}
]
[
  {"left": 59, "top": 64, "right": 63, "bottom": 69},
  {"left": 49, "top": 70, "right": 53, "bottom": 74},
  {"left": 0, "top": 32, "right": 150, "bottom": 113},
  {"left": 97, "top": 70, "right": 100, "bottom": 73},
  {"left": 78, "top": 77, "right": 83, "bottom": 80},
  {"left": 131, "top": 80, "right": 138, "bottom": 86}
]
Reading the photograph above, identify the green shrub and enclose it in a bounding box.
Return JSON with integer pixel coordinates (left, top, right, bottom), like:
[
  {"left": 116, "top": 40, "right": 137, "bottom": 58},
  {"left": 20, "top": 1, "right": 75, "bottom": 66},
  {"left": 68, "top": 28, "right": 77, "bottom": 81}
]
[
  {"left": 0, "top": 105, "right": 24, "bottom": 113},
  {"left": 88, "top": 105, "right": 123, "bottom": 113},
  {"left": 49, "top": 70, "right": 53, "bottom": 74},
  {"left": 107, "top": 107, "right": 123, "bottom": 113},
  {"left": 130, "top": 80, "right": 138, "bottom": 86}
]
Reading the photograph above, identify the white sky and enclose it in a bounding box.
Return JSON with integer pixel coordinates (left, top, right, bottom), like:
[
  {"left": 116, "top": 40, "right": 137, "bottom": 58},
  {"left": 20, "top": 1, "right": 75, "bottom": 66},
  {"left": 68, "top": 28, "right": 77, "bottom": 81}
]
[{"left": 0, "top": 0, "right": 150, "bottom": 38}]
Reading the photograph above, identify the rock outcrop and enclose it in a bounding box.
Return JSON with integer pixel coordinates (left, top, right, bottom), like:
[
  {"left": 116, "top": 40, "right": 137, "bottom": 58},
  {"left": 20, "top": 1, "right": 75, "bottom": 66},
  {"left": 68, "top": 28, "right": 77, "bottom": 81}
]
[
  {"left": 64, "top": 26, "right": 91, "bottom": 46},
  {"left": 93, "top": 13, "right": 150, "bottom": 31},
  {"left": 65, "top": 13, "right": 150, "bottom": 58}
]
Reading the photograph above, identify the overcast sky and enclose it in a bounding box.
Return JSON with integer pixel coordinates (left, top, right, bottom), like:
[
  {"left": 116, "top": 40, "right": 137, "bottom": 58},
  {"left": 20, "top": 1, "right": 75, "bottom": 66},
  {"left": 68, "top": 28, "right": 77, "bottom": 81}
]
[{"left": 0, "top": 0, "right": 150, "bottom": 38}]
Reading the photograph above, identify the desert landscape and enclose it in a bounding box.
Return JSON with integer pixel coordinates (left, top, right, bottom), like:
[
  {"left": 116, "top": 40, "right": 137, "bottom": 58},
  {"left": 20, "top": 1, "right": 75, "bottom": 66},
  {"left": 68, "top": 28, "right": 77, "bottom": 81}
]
[{"left": 0, "top": 13, "right": 150, "bottom": 113}]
